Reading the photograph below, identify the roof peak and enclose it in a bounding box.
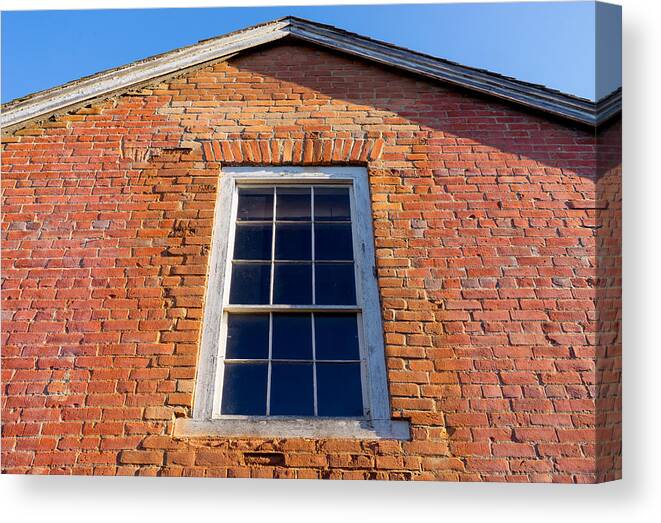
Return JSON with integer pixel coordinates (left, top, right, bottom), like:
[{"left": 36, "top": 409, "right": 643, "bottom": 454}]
[{"left": 1, "top": 17, "right": 620, "bottom": 130}]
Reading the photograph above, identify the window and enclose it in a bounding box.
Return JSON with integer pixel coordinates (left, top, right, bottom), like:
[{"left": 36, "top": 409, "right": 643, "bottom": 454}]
[{"left": 176, "top": 167, "right": 409, "bottom": 440}]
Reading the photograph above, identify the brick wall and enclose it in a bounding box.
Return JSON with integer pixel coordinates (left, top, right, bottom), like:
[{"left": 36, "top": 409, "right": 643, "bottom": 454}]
[{"left": 1, "top": 41, "right": 622, "bottom": 481}]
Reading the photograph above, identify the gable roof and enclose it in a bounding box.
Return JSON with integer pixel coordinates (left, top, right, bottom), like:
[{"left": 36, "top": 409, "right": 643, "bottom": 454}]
[{"left": 1, "top": 16, "right": 621, "bottom": 131}]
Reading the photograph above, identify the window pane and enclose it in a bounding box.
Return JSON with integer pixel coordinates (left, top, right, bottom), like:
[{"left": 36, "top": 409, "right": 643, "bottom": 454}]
[
  {"left": 233, "top": 223, "right": 272, "bottom": 260},
  {"left": 226, "top": 314, "right": 269, "bottom": 359},
  {"left": 229, "top": 263, "right": 271, "bottom": 304},
  {"left": 276, "top": 187, "right": 311, "bottom": 221},
  {"left": 273, "top": 263, "right": 312, "bottom": 304},
  {"left": 275, "top": 223, "right": 312, "bottom": 260},
  {"left": 237, "top": 188, "right": 273, "bottom": 221},
  {"left": 314, "top": 187, "right": 351, "bottom": 221},
  {"left": 221, "top": 362, "right": 268, "bottom": 415},
  {"left": 272, "top": 313, "right": 312, "bottom": 360},
  {"left": 315, "top": 223, "right": 354, "bottom": 261},
  {"left": 315, "top": 263, "right": 356, "bottom": 305},
  {"left": 316, "top": 363, "right": 363, "bottom": 417},
  {"left": 270, "top": 363, "right": 314, "bottom": 416},
  {"left": 315, "top": 314, "right": 360, "bottom": 360}
]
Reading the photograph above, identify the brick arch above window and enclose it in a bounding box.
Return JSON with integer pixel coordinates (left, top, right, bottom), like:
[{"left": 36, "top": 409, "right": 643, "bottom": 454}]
[{"left": 200, "top": 137, "right": 386, "bottom": 165}]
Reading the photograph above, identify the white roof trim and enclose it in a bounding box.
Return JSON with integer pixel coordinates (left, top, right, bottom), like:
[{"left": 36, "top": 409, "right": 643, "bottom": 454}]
[
  {"left": 0, "top": 19, "right": 289, "bottom": 130},
  {"left": 1, "top": 17, "right": 620, "bottom": 130}
]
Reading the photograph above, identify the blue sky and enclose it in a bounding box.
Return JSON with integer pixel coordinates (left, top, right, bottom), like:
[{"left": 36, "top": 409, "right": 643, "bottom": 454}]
[{"left": 1, "top": 2, "right": 621, "bottom": 104}]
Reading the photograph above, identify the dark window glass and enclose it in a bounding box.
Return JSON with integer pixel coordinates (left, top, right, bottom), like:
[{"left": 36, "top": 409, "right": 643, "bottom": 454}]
[
  {"left": 315, "top": 223, "right": 354, "bottom": 261},
  {"left": 229, "top": 263, "right": 271, "bottom": 304},
  {"left": 276, "top": 187, "right": 311, "bottom": 221},
  {"left": 275, "top": 223, "right": 312, "bottom": 260},
  {"left": 273, "top": 263, "right": 312, "bottom": 304},
  {"left": 272, "top": 313, "right": 312, "bottom": 360},
  {"left": 237, "top": 188, "right": 273, "bottom": 221},
  {"left": 314, "top": 187, "right": 351, "bottom": 221},
  {"left": 315, "top": 314, "right": 360, "bottom": 360},
  {"left": 223, "top": 184, "right": 366, "bottom": 419},
  {"left": 315, "top": 263, "right": 356, "bottom": 305},
  {"left": 270, "top": 363, "right": 314, "bottom": 416},
  {"left": 316, "top": 363, "right": 363, "bottom": 416},
  {"left": 226, "top": 314, "right": 269, "bottom": 359},
  {"left": 221, "top": 362, "right": 268, "bottom": 415},
  {"left": 233, "top": 223, "right": 272, "bottom": 260}
]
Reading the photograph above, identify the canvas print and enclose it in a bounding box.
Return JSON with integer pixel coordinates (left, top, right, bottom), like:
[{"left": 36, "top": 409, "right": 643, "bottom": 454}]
[{"left": 1, "top": 2, "right": 622, "bottom": 482}]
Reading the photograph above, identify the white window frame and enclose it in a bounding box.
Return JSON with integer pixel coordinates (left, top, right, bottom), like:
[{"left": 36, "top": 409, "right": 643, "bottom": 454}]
[{"left": 174, "top": 167, "right": 409, "bottom": 440}]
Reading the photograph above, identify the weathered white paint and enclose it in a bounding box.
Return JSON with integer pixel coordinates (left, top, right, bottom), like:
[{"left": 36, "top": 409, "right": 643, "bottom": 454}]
[
  {"left": 173, "top": 417, "right": 410, "bottom": 440},
  {"left": 191, "top": 172, "right": 236, "bottom": 420},
  {"left": 190, "top": 166, "right": 410, "bottom": 440}
]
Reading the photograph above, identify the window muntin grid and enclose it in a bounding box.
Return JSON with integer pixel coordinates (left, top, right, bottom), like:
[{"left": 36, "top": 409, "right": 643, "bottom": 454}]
[{"left": 220, "top": 185, "right": 366, "bottom": 417}]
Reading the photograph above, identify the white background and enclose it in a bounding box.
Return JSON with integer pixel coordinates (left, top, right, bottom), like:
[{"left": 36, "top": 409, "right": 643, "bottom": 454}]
[{"left": 1, "top": 1, "right": 658, "bottom": 522}]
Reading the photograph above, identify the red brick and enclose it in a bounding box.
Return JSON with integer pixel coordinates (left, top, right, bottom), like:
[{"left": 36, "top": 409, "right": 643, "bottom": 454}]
[{"left": 119, "top": 450, "right": 163, "bottom": 465}]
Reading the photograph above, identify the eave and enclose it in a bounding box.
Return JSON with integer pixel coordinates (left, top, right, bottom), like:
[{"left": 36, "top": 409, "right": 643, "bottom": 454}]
[{"left": 0, "top": 16, "right": 621, "bottom": 131}]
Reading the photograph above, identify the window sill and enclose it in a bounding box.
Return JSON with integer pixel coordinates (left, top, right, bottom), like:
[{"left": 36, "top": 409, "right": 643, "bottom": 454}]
[{"left": 173, "top": 417, "right": 410, "bottom": 440}]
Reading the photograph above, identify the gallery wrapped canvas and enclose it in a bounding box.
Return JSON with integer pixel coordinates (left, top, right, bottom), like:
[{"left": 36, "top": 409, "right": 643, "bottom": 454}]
[{"left": 1, "top": 2, "right": 621, "bottom": 483}]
